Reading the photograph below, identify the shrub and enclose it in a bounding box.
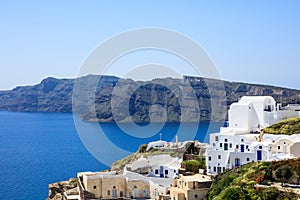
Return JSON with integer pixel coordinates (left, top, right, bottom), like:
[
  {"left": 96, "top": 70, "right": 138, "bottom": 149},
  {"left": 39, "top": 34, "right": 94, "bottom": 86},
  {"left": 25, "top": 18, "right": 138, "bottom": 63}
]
[
  {"left": 138, "top": 144, "right": 148, "bottom": 153},
  {"left": 261, "top": 187, "right": 279, "bottom": 200},
  {"left": 222, "top": 187, "right": 240, "bottom": 200},
  {"left": 275, "top": 166, "right": 293, "bottom": 186},
  {"left": 183, "top": 160, "right": 201, "bottom": 173}
]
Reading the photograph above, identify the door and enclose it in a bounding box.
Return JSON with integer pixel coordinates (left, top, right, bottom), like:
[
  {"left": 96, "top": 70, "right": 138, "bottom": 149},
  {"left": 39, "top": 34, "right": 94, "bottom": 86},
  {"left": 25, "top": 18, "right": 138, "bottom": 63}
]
[
  {"left": 217, "top": 167, "right": 222, "bottom": 174},
  {"left": 224, "top": 143, "right": 228, "bottom": 151},
  {"left": 257, "top": 150, "right": 262, "bottom": 161},
  {"left": 283, "top": 144, "right": 287, "bottom": 152},
  {"left": 235, "top": 158, "right": 240, "bottom": 167},
  {"left": 241, "top": 144, "right": 245, "bottom": 152},
  {"left": 112, "top": 189, "right": 117, "bottom": 198},
  {"left": 160, "top": 166, "right": 164, "bottom": 177},
  {"left": 133, "top": 189, "right": 138, "bottom": 198}
]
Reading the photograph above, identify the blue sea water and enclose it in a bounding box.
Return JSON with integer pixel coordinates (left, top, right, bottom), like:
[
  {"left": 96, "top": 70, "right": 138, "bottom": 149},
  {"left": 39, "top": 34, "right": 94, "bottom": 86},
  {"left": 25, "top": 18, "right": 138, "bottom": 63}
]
[{"left": 0, "top": 111, "right": 224, "bottom": 200}]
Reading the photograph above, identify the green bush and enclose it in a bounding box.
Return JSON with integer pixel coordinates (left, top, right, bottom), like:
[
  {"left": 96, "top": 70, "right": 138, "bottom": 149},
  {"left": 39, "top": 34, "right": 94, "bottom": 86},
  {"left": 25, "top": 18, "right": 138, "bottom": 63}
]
[
  {"left": 222, "top": 187, "right": 241, "bottom": 200},
  {"left": 183, "top": 160, "right": 200, "bottom": 173},
  {"left": 275, "top": 166, "right": 293, "bottom": 186},
  {"left": 261, "top": 187, "right": 279, "bottom": 200}
]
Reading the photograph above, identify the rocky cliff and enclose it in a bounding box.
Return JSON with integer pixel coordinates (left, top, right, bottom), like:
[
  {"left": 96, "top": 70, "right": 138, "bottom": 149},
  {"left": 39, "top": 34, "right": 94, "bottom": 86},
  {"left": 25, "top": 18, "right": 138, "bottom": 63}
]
[{"left": 0, "top": 75, "right": 299, "bottom": 122}]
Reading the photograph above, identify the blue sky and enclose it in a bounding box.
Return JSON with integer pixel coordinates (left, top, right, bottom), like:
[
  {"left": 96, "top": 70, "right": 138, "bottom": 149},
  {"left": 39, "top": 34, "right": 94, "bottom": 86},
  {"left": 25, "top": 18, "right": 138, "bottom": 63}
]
[{"left": 0, "top": 1, "right": 299, "bottom": 90}]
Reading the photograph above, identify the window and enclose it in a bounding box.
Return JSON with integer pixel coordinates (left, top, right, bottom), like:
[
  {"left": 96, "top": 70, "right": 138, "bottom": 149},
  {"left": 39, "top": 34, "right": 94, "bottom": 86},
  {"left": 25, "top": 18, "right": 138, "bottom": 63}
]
[
  {"left": 284, "top": 142, "right": 286, "bottom": 145},
  {"left": 229, "top": 143, "right": 232, "bottom": 148},
  {"left": 259, "top": 146, "right": 262, "bottom": 149},
  {"left": 93, "top": 185, "right": 97, "bottom": 189},
  {"left": 246, "top": 145, "right": 249, "bottom": 149},
  {"left": 218, "top": 155, "right": 221, "bottom": 159},
  {"left": 120, "top": 191, "right": 124, "bottom": 197},
  {"left": 278, "top": 146, "right": 281, "bottom": 150},
  {"left": 113, "top": 186, "right": 116, "bottom": 189},
  {"left": 241, "top": 139, "right": 244, "bottom": 142},
  {"left": 208, "top": 156, "right": 211, "bottom": 161},
  {"left": 208, "top": 166, "right": 211, "bottom": 169},
  {"left": 220, "top": 143, "right": 223, "bottom": 147},
  {"left": 236, "top": 145, "right": 239, "bottom": 149},
  {"left": 174, "top": 170, "right": 176, "bottom": 173},
  {"left": 195, "top": 194, "right": 198, "bottom": 198},
  {"left": 225, "top": 138, "right": 228, "bottom": 142},
  {"left": 213, "top": 143, "right": 215, "bottom": 146},
  {"left": 107, "top": 190, "right": 110, "bottom": 195},
  {"left": 215, "top": 136, "right": 219, "bottom": 141},
  {"left": 165, "top": 170, "right": 168, "bottom": 175},
  {"left": 155, "top": 169, "right": 158, "bottom": 174},
  {"left": 246, "top": 158, "right": 250, "bottom": 162},
  {"left": 213, "top": 166, "right": 216, "bottom": 172}
]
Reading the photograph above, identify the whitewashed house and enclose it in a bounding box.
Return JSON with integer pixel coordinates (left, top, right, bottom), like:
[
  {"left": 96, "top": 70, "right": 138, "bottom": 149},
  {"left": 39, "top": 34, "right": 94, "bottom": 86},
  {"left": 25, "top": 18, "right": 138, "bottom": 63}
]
[
  {"left": 206, "top": 96, "right": 300, "bottom": 175},
  {"left": 126, "top": 154, "right": 182, "bottom": 178}
]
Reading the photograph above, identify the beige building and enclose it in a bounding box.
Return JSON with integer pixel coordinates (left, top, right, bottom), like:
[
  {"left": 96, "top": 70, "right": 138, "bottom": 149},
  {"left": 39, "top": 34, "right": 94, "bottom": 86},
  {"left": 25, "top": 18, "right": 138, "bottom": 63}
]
[
  {"left": 260, "top": 133, "right": 300, "bottom": 159},
  {"left": 77, "top": 171, "right": 162, "bottom": 200},
  {"left": 170, "top": 174, "right": 212, "bottom": 200}
]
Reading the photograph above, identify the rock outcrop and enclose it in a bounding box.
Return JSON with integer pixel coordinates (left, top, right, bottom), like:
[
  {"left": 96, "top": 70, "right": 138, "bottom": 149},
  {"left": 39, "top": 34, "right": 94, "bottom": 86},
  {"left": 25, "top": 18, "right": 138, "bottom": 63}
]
[
  {"left": 0, "top": 75, "right": 299, "bottom": 122},
  {"left": 47, "top": 178, "right": 77, "bottom": 200}
]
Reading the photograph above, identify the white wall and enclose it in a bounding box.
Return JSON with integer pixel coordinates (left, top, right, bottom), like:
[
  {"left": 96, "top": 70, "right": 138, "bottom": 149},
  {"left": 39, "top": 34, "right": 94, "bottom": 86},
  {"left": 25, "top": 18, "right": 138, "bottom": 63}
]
[
  {"left": 228, "top": 104, "right": 250, "bottom": 131},
  {"left": 149, "top": 166, "right": 178, "bottom": 178}
]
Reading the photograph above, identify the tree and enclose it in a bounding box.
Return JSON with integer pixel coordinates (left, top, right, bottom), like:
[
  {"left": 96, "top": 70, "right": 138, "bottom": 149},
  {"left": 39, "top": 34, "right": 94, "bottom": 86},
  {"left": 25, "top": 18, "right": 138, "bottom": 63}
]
[
  {"left": 261, "top": 187, "right": 279, "bottom": 200},
  {"left": 275, "top": 166, "right": 293, "bottom": 186}
]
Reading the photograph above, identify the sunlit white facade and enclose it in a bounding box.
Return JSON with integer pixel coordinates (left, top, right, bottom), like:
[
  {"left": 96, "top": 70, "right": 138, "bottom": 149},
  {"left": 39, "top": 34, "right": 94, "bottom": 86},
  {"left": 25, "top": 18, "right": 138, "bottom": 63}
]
[{"left": 206, "top": 96, "right": 300, "bottom": 175}]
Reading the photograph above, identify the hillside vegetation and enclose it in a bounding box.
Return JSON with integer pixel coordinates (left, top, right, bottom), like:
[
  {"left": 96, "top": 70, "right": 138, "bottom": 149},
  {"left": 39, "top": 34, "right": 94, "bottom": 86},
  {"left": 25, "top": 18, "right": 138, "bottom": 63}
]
[
  {"left": 111, "top": 144, "right": 186, "bottom": 172},
  {"left": 207, "top": 159, "right": 300, "bottom": 200},
  {"left": 263, "top": 118, "right": 300, "bottom": 135}
]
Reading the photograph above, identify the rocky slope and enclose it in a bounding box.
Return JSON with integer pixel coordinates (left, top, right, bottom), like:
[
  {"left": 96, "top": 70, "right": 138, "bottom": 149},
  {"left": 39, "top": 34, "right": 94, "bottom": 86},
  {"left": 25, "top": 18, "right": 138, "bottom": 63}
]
[
  {"left": 47, "top": 178, "right": 77, "bottom": 200},
  {"left": 0, "top": 75, "right": 299, "bottom": 122}
]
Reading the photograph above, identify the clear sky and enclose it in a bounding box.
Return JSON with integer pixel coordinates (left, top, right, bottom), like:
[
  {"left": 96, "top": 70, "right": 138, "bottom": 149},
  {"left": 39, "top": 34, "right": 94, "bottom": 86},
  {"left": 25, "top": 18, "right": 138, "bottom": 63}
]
[{"left": 0, "top": 1, "right": 299, "bottom": 90}]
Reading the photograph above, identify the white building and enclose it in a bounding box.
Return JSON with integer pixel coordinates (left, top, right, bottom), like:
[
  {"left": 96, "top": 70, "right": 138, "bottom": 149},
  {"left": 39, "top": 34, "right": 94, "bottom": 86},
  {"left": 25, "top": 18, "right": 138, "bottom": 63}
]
[
  {"left": 146, "top": 140, "right": 167, "bottom": 151},
  {"left": 206, "top": 96, "right": 300, "bottom": 175},
  {"left": 127, "top": 154, "right": 182, "bottom": 178}
]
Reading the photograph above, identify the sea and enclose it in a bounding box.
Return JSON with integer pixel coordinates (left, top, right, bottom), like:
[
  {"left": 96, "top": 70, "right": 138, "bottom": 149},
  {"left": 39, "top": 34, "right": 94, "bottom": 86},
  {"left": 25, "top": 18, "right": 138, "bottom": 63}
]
[{"left": 0, "top": 111, "right": 224, "bottom": 200}]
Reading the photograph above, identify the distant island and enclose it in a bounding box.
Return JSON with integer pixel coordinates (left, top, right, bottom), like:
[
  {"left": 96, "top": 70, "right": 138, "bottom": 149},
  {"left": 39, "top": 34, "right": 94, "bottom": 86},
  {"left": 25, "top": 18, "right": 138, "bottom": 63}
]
[{"left": 0, "top": 75, "right": 299, "bottom": 122}]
